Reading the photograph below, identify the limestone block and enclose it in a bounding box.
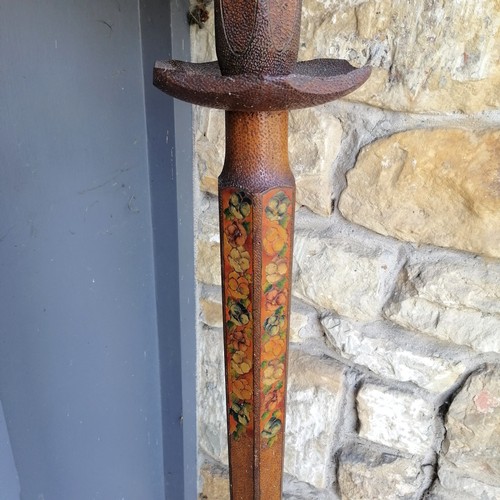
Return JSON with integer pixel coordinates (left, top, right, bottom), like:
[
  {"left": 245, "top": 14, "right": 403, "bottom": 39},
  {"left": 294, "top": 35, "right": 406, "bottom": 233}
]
[
  {"left": 197, "top": 192, "right": 220, "bottom": 242},
  {"left": 430, "top": 466, "right": 500, "bottom": 500},
  {"left": 288, "top": 109, "right": 342, "bottom": 216},
  {"left": 283, "top": 475, "right": 333, "bottom": 500},
  {"left": 300, "top": 0, "right": 500, "bottom": 113},
  {"left": 198, "top": 326, "right": 228, "bottom": 464},
  {"left": 200, "top": 463, "right": 230, "bottom": 500},
  {"left": 321, "top": 315, "right": 465, "bottom": 393},
  {"left": 289, "top": 298, "right": 324, "bottom": 343},
  {"left": 338, "top": 442, "right": 421, "bottom": 499},
  {"left": 200, "top": 296, "right": 223, "bottom": 328},
  {"left": 194, "top": 107, "right": 342, "bottom": 216},
  {"left": 357, "top": 385, "right": 434, "bottom": 455},
  {"left": 293, "top": 232, "right": 386, "bottom": 321},
  {"left": 385, "top": 259, "right": 500, "bottom": 353},
  {"left": 285, "top": 350, "right": 344, "bottom": 489},
  {"left": 442, "top": 366, "right": 500, "bottom": 487},
  {"left": 194, "top": 107, "right": 224, "bottom": 196},
  {"left": 196, "top": 240, "right": 221, "bottom": 286},
  {"left": 339, "top": 129, "right": 500, "bottom": 258}
]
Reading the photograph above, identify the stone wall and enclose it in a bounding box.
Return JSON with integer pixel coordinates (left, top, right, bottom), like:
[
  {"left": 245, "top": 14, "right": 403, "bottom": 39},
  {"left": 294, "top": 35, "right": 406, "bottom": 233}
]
[{"left": 191, "top": 1, "right": 500, "bottom": 498}]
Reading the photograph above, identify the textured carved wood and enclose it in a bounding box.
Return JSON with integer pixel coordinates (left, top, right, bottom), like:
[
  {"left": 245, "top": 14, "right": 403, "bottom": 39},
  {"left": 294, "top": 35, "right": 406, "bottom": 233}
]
[{"left": 154, "top": 1, "right": 370, "bottom": 498}]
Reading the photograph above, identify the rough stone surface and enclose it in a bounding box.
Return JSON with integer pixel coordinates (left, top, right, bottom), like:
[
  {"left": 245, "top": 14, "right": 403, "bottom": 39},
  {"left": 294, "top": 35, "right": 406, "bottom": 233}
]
[
  {"left": 199, "top": 285, "right": 223, "bottom": 328},
  {"left": 339, "top": 129, "right": 500, "bottom": 258},
  {"left": 338, "top": 442, "right": 421, "bottom": 499},
  {"left": 385, "top": 259, "right": 500, "bottom": 353},
  {"left": 289, "top": 298, "right": 324, "bottom": 344},
  {"left": 321, "top": 315, "right": 466, "bottom": 393},
  {"left": 194, "top": 107, "right": 224, "bottom": 196},
  {"left": 199, "top": 462, "right": 230, "bottom": 500},
  {"left": 200, "top": 296, "right": 223, "bottom": 328},
  {"left": 196, "top": 240, "right": 221, "bottom": 286},
  {"left": 288, "top": 109, "right": 342, "bottom": 216},
  {"left": 357, "top": 385, "right": 434, "bottom": 455},
  {"left": 442, "top": 365, "right": 500, "bottom": 487},
  {"left": 198, "top": 325, "right": 228, "bottom": 464},
  {"left": 191, "top": 1, "right": 500, "bottom": 497},
  {"left": 194, "top": 107, "right": 342, "bottom": 216},
  {"left": 430, "top": 466, "right": 500, "bottom": 500},
  {"left": 285, "top": 350, "right": 344, "bottom": 489},
  {"left": 293, "top": 232, "right": 389, "bottom": 321},
  {"left": 300, "top": 0, "right": 500, "bottom": 113}
]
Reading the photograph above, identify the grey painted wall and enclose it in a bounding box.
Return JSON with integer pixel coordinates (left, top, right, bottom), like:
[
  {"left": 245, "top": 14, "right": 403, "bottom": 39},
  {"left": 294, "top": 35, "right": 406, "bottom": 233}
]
[{"left": 0, "top": 0, "right": 192, "bottom": 498}]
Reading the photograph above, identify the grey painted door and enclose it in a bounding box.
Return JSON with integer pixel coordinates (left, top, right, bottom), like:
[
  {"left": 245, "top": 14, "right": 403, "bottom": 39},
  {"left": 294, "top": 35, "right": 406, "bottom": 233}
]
[{"left": 0, "top": 0, "right": 194, "bottom": 498}]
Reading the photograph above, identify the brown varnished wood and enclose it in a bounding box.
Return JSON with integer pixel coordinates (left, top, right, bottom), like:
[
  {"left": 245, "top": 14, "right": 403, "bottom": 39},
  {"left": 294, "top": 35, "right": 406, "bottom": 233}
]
[
  {"left": 215, "top": 0, "right": 301, "bottom": 76},
  {"left": 220, "top": 112, "right": 294, "bottom": 192},
  {"left": 219, "top": 112, "right": 294, "bottom": 499},
  {"left": 153, "top": 59, "right": 371, "bottom": 112}
]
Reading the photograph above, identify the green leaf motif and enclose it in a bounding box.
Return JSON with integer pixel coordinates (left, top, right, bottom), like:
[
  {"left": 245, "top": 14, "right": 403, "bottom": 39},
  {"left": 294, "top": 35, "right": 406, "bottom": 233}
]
[
  {"left": 276, "top": 277, "right": 286, "bottom": 290},
  {"left": 279, "top": 215, "right": 289, "bottom": 229}
]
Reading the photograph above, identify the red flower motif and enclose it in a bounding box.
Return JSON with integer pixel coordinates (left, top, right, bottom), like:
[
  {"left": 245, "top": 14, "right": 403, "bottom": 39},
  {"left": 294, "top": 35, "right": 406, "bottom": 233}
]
[{"left": 225, "top": 220, "right": 247, "bottom": 247}]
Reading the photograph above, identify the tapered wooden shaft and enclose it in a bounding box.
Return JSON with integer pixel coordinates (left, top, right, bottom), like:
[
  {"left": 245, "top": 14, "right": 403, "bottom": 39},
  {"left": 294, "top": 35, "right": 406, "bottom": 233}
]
[
  {"left": 219, "top": 111, "right": 295, "bottom": 499},
  {"left": 153, "top": 1, "right": 370, "bottom": 498}
]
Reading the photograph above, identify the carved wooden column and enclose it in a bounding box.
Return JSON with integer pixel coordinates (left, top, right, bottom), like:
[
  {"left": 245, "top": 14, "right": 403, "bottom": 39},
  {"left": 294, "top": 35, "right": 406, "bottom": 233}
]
[{"left": 154, "top": 1, "right": 370, "bottom": 498}]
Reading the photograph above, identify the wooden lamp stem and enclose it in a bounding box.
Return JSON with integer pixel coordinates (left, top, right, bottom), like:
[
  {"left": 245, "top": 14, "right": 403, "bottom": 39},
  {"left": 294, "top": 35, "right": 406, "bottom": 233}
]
[
  {"left": 220, "top": 111, "right": 294, "bottom": 499},
  {"left": 153, "top": 1, "right": 370, "bottom": 498}
]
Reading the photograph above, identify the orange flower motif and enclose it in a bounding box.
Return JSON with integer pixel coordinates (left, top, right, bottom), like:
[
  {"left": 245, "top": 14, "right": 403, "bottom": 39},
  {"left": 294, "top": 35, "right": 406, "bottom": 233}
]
[
  {"left": 263, "top": 225, "right": 288, "bottom": 256},
  {"left": 228, "top": 328, "right": 251, "bottom": 352},
  {"left": 263, "top": 388, "right": 284, "bottom": 413},
  {"left": 228, "top": 246, "right": 250, "bottom": 273},
  {"left": 232, "top": 378, "right": 252, "bottom": 401},
  {"left": 225, "top": 220, "right": 247, "bottom": 247},
  {"left": 263, "top": 359, "right": 284, "bottom": 386},
  {"left": 265, "top": 258, "right": 288, "bottom": 284},
  {"left": 228, "top": 272, "right": 250, "bottom": 300},
  {"left": 265, "top": 288, "right": 287, "bottom": 311},
  {"left": 232, "top": 350, "right": 252, "bottom": 375},
  {"left": 263, "top": 336, "right": 286, "bottom": 361}
]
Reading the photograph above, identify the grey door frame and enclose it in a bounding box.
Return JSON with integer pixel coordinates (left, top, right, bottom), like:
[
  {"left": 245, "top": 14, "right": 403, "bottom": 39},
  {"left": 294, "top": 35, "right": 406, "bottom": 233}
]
[{"left": 140, "top": 1, "right": 197, "bottom": 498}]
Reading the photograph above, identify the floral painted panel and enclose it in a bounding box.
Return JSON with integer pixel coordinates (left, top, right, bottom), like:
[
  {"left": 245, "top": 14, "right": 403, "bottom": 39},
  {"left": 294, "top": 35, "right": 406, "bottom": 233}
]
[
  {"left": 221, "top": 187, "right": 293, "bottom": 450},
  {"left": 221, "top": 190, "right": 254, "bottom": 440},
  {"left": 260, "top": 189, "right": 293, "bottom": 448}
]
